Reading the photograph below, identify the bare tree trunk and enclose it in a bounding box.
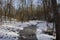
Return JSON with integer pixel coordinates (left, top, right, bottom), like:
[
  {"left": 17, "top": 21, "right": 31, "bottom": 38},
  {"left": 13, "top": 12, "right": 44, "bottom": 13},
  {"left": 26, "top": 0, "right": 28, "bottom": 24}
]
[
  {"left": 1, "top": 1, "right": 3, "bottom": 24},
  {"left": 30, "top": 0, "right": 33, "bottom": 18},
  {"left": 0, "top": 7, "right": 2, "bottom": 24},
  {"left": 51, "top": 0, "right": 58, "bottom": 40},
  {"left": 43, "top": 0, "right": 47, "bottom": 20},
  {"left": 9, "top": 0, "right": 12, "bottom": 23},
  {"left": 21, "top": 0, "right": 24, "bottom": 22},
  {"left": 26, "top": 0, "right": 29, "bottom": 20}
]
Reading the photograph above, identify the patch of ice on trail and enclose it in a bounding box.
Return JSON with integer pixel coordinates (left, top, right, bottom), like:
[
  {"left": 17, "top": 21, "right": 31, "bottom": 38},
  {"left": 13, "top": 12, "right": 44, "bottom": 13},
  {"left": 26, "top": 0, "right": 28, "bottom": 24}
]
[
  {"left": 37, "top": 34, "right": 56, "bottom": 40},
  {"left": 36, "top": 22, "right": 48, "bottom": 31}
]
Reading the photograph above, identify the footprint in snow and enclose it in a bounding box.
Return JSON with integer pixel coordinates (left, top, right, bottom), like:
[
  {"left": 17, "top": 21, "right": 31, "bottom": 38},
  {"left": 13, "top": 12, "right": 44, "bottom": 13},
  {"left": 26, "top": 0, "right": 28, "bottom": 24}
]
[{"left": 0, "top": 36, "right": 3, "bottom": 39}]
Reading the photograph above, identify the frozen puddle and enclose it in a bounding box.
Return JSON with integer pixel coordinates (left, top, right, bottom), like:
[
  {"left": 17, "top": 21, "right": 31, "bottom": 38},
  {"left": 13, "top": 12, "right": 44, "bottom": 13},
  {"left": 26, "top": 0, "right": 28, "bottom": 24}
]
[
  {"left": 37, "top": 34, "right": 54, "bottom": 40},
  {"left": 36, "top": 28, "right": 55, "bottom": 40}
]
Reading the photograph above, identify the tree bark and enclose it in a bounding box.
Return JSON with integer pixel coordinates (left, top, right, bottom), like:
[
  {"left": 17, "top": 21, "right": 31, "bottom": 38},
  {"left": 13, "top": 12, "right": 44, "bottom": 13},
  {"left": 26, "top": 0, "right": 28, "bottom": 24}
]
[{"left": 51, "top": 0, "right": 59, "bottom": 40}]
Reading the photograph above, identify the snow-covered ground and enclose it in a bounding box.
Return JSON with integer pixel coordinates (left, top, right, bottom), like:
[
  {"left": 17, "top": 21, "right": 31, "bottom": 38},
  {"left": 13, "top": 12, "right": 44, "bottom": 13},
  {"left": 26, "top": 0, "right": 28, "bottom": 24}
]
[{"left": 0, "top": 19, "right": 56, "bottom": 40}]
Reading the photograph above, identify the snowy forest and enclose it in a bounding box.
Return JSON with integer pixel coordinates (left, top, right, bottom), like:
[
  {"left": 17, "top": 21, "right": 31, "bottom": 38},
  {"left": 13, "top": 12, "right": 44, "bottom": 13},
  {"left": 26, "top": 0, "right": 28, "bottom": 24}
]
[{"left": 0, "top": 0, "right": 59, "bottom": 40}]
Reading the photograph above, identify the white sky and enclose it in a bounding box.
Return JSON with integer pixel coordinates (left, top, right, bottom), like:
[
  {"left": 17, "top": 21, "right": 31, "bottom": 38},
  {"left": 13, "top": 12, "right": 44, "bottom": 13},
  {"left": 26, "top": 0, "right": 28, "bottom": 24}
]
[
  {"left": 57, "top": 0, "right": 60, "bottom": 3},
  {"left": 13, "top": 0, "right": 60, "bottom": 9}
]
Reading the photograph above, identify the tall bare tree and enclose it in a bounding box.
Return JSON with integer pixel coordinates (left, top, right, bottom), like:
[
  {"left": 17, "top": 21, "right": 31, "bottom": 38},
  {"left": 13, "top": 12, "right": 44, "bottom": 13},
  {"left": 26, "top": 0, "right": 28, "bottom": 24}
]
[
  {"left": 51, "top": 0, "right": 58, "bottom": 40},
  {"left": 0, "top": 0, "right": 3, "bottom": 24},
  {"left": 6, "top": 0, "right": 13, "bottom": 23}
]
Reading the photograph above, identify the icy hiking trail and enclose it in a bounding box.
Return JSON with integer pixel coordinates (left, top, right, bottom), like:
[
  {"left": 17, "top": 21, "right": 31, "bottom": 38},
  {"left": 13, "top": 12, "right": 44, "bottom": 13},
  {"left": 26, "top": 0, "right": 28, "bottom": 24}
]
[{"left": 0, "top": 20, "right": 56, "bottom": 40}]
